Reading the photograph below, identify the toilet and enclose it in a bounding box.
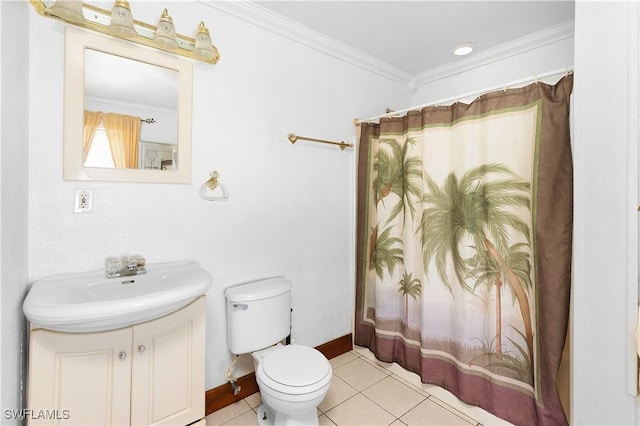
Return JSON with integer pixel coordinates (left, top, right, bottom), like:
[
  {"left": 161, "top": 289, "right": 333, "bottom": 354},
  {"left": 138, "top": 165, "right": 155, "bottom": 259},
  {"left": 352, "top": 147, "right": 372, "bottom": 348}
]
[{"left": 225, "top": 278, "right": 332, "bottom": 426}]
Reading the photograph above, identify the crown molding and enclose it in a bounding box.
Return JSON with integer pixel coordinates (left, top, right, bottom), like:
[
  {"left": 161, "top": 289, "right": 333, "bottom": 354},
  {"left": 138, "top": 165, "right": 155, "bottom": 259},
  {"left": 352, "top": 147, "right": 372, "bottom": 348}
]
[
  {"left": 413, "top": 19, "right": 575, "bottom": 87},
  {"left": 198, "top": 1, "right": 574, "bottom": 93},
  {"left": 197, "top": 0, "right": 413, "bottom": 85}
]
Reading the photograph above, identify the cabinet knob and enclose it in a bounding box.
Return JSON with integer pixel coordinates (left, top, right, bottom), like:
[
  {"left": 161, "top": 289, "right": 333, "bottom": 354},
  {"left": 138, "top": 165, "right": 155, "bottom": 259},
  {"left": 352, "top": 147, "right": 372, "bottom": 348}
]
[
  {"left": 119, "top": 351, "right": 127, "bottom": 360},
  {"left": 138, "top": 345, "right": 146, "bottom": 353}
]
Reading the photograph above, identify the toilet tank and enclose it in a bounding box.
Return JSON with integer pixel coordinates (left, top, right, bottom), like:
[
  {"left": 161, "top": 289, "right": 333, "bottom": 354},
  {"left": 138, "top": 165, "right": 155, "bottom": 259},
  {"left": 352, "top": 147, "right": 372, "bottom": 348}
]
[{"left": 224, "top": 277, "right": 292, "bottom": 355}]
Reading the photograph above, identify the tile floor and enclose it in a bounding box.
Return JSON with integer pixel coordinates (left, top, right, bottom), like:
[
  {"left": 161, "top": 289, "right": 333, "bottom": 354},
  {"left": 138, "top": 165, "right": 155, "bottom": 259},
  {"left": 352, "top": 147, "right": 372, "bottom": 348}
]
[{"left": 206, "top": 345, "right": 513, "bottom": 426}]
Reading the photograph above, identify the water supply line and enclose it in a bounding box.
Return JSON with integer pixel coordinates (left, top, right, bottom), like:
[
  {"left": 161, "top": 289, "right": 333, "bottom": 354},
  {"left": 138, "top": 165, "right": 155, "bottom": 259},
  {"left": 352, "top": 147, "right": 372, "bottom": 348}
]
[{"left": 225, "top": 355, "right": 241, "bottom": 396}]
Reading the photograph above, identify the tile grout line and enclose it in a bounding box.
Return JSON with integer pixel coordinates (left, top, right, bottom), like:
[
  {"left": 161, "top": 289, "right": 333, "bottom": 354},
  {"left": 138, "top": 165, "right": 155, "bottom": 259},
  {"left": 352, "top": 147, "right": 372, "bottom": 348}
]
[
  {"left": 211, "top": 348, "right": 487, "bottom": 426},
  {"left": 328, "top": 364, "right": 477, "bottom": 426},
  {"left": 357, "top": 386, "right": 424, "bottom": 424},
  {"left": 323, "top": 361, "right": 422, "bottom": 426},
  {"left": 353, "top": 350, "right": 483, "bottom": 425}
]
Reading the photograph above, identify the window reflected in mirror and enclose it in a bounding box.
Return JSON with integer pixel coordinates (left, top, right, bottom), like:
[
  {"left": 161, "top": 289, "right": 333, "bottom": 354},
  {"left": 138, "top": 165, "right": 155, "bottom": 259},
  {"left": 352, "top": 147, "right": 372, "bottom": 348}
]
[{"left": 83, "top": 126, "right": 114, "bottom": 168}]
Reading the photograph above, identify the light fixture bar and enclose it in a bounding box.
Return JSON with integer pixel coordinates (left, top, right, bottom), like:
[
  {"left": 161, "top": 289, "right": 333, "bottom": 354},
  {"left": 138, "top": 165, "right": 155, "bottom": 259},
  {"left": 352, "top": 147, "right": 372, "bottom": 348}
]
[{"left": 28, "top": 0, "right": 220, "bottom": 64}]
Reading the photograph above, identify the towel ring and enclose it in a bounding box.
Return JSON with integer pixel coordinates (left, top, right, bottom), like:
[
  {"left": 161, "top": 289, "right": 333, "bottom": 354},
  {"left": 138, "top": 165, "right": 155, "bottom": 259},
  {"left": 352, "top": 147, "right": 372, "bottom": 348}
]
[{"left": 199, "top": 171, "right": 229, "bottom": 201}]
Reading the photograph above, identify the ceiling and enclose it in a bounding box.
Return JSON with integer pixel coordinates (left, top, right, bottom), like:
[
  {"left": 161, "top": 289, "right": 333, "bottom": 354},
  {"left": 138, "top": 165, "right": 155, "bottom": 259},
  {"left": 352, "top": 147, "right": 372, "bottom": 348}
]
[
  {"left": 253, "top": 1, "right": 575, "bottom": 77},
  {"left": 84, "top": 49, "right": 178, "bottom": 111},
  {"left": 82, "top": 1, "right": 575, "bottom": 111}
]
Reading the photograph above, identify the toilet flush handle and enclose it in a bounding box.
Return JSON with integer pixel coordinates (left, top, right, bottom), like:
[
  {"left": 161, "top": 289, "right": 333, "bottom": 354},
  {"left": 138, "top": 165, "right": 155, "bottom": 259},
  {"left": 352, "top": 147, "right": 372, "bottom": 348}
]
[{"left": 233, "top": 303, "right": 248, "bottom": 311}]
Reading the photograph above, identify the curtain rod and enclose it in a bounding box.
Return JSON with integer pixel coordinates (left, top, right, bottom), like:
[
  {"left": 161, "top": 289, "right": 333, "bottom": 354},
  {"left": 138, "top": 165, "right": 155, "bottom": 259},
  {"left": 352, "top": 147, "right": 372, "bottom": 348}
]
[{"left": 356, "top": 66, "right": 574, "bottom": 125}]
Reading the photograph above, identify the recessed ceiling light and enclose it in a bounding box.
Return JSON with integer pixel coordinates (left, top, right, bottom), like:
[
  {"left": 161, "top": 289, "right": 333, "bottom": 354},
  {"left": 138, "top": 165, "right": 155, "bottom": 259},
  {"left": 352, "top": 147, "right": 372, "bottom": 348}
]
[{"left": 453, "top": 43, "right": 475, "bottom": 56}]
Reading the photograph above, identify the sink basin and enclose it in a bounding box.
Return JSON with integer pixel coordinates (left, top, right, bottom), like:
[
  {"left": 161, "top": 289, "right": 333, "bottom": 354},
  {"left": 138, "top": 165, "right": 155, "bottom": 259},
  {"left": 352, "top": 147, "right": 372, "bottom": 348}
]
[{"left": 23, "top": 260, "right": 212, "bottom": 333}]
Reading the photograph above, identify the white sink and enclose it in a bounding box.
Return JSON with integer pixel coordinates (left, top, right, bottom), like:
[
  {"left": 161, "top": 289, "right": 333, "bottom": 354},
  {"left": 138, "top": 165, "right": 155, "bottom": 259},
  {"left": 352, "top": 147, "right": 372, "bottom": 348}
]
[{"left": 23, "top": 260, "right": 212, "bottom": 333}]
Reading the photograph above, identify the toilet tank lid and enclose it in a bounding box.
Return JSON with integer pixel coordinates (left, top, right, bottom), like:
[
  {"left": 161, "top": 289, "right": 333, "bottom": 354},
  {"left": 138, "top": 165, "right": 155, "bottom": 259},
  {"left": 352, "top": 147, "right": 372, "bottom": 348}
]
[{"left": 225, "top": 277, "right": 292, "bottom": 302}]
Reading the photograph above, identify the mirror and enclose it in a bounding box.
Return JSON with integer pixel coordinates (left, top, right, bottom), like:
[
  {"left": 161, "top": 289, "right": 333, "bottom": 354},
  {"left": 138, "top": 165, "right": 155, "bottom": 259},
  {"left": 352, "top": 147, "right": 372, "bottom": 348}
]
[
  {"left": 83, "top": 49, "right": 178, "bottom": 170},
  {"left": 63, "top": 27, "right": 193, "bottom": 183}
]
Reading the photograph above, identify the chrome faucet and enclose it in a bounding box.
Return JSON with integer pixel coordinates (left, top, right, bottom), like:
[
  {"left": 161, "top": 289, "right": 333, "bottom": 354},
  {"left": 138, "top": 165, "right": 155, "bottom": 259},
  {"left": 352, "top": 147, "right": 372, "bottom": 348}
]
[{"left": 105, "top": 256, "right": 146, "bottom": 278}]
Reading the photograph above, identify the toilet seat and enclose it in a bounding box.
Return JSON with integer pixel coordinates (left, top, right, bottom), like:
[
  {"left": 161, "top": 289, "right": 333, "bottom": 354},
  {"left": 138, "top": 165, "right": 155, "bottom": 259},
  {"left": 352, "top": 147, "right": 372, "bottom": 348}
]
[{"left": 257, "top": 345, "right": 331, "bottom": 395}]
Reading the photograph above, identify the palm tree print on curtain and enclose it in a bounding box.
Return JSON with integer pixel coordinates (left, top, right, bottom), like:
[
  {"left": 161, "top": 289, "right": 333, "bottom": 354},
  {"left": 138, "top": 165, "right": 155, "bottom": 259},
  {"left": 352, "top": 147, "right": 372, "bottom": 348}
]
[
  {"left": 355, "top": 75, "right": 573, "bottom": 426},
  {"left": 421, "top": 164, "right": 534, "bottom": 364}
]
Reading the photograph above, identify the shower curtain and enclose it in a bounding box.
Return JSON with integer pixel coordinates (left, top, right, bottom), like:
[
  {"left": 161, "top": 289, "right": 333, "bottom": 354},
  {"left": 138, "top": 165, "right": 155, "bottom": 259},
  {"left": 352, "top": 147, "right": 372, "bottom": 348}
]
[{"left": 355, "top": 75, "right": 573, "bottom": 426}]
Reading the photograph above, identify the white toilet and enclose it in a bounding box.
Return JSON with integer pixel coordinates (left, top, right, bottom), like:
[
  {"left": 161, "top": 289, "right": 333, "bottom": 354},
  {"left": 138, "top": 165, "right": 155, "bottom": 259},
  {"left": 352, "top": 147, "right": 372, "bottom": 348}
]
[{"left": 225, "top": 278, "right": 332, "bottom": 426}]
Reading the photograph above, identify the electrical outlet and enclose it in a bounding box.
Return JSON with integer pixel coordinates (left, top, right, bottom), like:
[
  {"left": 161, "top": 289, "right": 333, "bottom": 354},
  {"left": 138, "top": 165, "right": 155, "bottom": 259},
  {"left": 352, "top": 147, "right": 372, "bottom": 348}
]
[{"left": 74, "top": 189, "right": 93, "bottom": 213}]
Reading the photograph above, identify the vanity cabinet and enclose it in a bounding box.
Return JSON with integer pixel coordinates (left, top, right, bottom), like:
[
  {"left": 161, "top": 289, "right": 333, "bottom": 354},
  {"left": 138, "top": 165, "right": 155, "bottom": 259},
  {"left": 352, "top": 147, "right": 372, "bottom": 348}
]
[{"left": 27, "top": 296, "right": 206, "bottom": 426}]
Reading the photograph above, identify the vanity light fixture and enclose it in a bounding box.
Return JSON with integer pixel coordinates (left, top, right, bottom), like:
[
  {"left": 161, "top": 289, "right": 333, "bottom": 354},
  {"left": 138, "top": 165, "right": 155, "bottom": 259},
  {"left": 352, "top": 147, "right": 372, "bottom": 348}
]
[
  {"left": 153, "top": 9, "right": 179, "bottom": 50},
  {"left": 193, "top": 22, "right": 219, "bottom": 62},
  {"left": 108, "top": 0, "right": 137, "bottom": 38},
  {"left": 48, "top": 0, "right": 86, "bottom": 24},
  {"left": 453, "top": 43, "right": 475, "bottom": 56},
  {"left": 29, "top": 0, "right": 221, "bottom": 65}
]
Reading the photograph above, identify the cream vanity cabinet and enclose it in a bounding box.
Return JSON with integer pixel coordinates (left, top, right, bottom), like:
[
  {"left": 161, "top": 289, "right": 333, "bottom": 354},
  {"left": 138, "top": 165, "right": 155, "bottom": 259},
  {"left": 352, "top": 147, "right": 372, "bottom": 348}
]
[{"left": 27, "top": 296, "right": 206, "bottom": 426}]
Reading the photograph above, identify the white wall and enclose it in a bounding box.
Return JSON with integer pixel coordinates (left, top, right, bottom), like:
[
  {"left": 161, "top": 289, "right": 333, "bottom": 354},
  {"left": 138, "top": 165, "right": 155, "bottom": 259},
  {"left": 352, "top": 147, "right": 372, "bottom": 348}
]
[
  {"left": 1, "top": 0, "right": 30, "bottom": 420},
  {"left": 19, "top": 2, "right": 640, "bottom": 423},
  {"left": 572, "top": 1, "right": 640, "bottom": 424},
  {"left": 26, "top": 1, "right": 408, "bottom": 390}
]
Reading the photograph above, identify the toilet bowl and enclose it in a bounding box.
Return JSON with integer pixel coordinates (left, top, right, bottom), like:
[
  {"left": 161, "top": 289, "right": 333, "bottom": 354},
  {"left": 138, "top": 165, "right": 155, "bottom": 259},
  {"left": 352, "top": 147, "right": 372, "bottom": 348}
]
[{"left": 253, "top": 344, "right": 332, "bottom": 426}]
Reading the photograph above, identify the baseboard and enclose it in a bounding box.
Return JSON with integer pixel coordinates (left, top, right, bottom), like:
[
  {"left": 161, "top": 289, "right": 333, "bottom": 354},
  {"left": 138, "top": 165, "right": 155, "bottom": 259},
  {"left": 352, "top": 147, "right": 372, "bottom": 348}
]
[
  {"left": 205, "top": 372, "right": 260, "bottom": 414},
  {"left": 205, "top": 333, "right": 353, "bottom": 415},
  {"left": 314, "top": 334, "right": 353, "bottom": 360}
]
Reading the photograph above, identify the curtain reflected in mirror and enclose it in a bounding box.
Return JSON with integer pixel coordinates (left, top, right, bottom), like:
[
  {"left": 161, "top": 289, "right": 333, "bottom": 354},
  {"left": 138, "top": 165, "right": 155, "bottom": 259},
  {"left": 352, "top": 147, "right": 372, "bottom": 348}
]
[{"left": 83, "top": 48, "right": 178, "bottom": 170}]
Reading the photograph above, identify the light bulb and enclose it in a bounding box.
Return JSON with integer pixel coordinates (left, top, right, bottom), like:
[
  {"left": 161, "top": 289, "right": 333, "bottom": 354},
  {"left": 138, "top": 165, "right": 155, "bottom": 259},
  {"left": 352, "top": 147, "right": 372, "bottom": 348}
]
[
  {"left": 49, "top": 0, "right": 86, "bottom": 24},
  {"left": 194, "top": 22, "right": 219, "bottom": 61},
  {"left": 108, "top": 0, "right": 137, "bottom": 38},
  {"left": 153, "top": 9, "right": 178, "bottom": 50}
]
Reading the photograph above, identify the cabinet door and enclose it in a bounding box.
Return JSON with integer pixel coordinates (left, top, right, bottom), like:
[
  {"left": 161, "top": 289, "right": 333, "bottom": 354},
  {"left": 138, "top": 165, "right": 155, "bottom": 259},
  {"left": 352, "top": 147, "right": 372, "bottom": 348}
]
[
  {"left": 130, "top": 296, "right": 206, "bottom": 426},
  {"left": 28, "top": 328, "right": 132, "bottom": 426}
]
